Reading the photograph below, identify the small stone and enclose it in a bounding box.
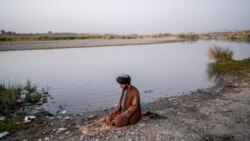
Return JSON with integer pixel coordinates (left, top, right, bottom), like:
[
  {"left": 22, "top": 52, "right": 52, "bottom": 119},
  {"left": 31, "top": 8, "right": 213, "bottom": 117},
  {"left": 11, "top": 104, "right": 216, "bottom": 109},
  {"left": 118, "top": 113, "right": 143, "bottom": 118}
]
[
  {"left": 139, "top": 123, "right": 145, "bottom": 127},
  {"left": 128, "top": 139, "right": 132, "bottom": 141},
  {"left": 106, "top": 136, "right": 111, "bottom": 140},
  {"left": 59, "top": 137, "right": 65, "bottom": 140},
  {"left": 61, "top": 110, "right": 67, "bottom": 114},
  {"left": 101, "top": 107, "right": 108, "bottom": 111},
  {"left": 44, "top": 137, "right": 49, "bottom": 141},
  {"left": 87, "top": 115, "right": 96, "bottom": 119},
  {"left": 130, "top": 132, "right": 135, "bottom": 135},
  {"left": 65, "top": 131, "right": 70, "bottom": 135},
  {"left": 80, "top": 135, "right": 84, "bottom": 141},
  {"left": 64, "top": 116, "right": 71, "bottom": 120},
  {"left": 37, "top": 139, "right": 42, "bottom": 141},
  {"left": 23, "top": 140, "right": 28, "bottom": 141},
  {"left": 57, "top": 127, "right": 67, "bottom": 131},
  {"left": 75, "top": 125, "right": 81, "bottom": 128},
  {"left": 95, "top": 139, "right": 100, "bottom": 141}
]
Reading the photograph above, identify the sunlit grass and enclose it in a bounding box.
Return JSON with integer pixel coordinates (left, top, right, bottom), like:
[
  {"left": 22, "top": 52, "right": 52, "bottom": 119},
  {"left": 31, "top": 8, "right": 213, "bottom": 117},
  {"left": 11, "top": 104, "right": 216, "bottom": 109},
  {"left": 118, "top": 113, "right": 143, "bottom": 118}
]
[
  {"left": 208, "top": 46, "right": 234, "bottom": 62},
  {"left": 207, "top": 58, "right": 250, "bottom": 79},
  {"left": 207, "top": 46, "right": 250, "bottom": 80}
]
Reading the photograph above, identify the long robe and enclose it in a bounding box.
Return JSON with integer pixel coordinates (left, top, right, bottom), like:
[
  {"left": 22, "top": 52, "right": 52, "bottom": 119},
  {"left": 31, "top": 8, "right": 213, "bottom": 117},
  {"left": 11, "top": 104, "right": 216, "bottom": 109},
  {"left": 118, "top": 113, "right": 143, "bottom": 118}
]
[{"left": 106, "top": 85, "right": 141, "bottom": 127}]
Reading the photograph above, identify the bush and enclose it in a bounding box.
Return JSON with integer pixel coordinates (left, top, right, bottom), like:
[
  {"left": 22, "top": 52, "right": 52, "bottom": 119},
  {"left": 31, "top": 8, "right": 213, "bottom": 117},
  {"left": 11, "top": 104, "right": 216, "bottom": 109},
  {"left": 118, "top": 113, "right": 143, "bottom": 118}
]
[
  {"left": 208, "top": 46, "right": 234, "bottom": 62},
  {"left": 0, "top": 81, "right": 39, "bottom": 115}
]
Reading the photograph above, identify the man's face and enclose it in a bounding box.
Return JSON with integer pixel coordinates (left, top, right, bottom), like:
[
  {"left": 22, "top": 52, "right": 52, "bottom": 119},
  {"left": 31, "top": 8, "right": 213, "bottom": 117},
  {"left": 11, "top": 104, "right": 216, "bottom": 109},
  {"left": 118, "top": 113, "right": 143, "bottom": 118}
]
[{"left": 120, "top": 84, "right": 128, "bottom": 90}]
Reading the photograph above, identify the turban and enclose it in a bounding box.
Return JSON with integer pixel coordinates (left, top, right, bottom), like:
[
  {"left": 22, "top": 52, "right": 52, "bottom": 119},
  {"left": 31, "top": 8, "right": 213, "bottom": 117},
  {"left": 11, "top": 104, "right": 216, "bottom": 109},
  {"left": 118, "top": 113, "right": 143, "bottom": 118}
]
[{"left": 116, "top": 74, "right": 131, "bottom": 84}]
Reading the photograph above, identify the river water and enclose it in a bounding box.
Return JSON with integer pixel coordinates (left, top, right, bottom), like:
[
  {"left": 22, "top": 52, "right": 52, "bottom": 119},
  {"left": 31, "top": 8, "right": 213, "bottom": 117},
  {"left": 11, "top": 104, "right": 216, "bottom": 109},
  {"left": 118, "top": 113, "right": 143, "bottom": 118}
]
[{"left": 0, "top": 40, "right": 250, "bottom": 113}]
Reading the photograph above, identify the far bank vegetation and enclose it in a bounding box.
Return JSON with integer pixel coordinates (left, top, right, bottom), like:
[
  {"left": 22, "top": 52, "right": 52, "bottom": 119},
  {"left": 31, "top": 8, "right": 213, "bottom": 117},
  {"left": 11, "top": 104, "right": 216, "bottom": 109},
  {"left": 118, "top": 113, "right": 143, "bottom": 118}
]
[{"left": 1, "top": 30, "right": 250, "bottom": 42}]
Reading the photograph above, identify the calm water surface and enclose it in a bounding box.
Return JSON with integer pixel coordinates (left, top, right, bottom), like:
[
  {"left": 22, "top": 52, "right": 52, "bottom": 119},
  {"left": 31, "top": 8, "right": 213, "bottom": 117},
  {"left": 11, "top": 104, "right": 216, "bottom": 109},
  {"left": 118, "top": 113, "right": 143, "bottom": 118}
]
[{"left": 0, "top": 40, "right": 250, "bottom": 113}]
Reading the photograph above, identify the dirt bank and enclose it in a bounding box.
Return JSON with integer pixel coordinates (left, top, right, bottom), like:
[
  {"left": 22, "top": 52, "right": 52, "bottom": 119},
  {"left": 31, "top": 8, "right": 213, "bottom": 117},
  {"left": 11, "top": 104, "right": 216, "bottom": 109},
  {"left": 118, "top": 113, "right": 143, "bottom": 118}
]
[
  {"left": 0, "top": 37, "right": 183, "bottom": 51},
  {"left": 2, "top": 73, "right": 250, "bottom": 141}
]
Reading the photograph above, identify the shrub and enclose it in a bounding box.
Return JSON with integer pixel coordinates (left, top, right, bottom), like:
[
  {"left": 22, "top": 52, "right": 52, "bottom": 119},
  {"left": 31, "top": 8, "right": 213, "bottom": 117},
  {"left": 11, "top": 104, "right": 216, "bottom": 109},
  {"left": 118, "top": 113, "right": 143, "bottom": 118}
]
[
  {"left": 0, "top": 81, "right": 38, "bottom": 115},
  {"left": 208, "top": 46, "right": 234, "bottom": 62}
]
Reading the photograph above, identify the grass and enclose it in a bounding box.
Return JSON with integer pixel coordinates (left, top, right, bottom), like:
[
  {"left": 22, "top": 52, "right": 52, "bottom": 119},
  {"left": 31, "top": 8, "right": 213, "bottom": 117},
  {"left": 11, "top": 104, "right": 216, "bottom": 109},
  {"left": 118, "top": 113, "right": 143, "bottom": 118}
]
[
  {"left": 207, "top": 58, "right": 250, "bottom": 79},
  {"left": 0, "top": 117, "right": 29, "bottom": 133},
  {"left": 0, "top": 33, "right": 143, "bottom": 42},
  {"left": 0, "top": 80, "right": 38, "bottom": 115},
  {"left": 207, "top": 46, "right": 250, "bottom": 79},
  {"left": 0, "top": 33, "right": 104, "bottom": 42},
  {"left": 177, "top": 33, "right": 198, "bottom": 41},
  {"left": 208, "top": 46, "right": 234, "bottom": 62}
]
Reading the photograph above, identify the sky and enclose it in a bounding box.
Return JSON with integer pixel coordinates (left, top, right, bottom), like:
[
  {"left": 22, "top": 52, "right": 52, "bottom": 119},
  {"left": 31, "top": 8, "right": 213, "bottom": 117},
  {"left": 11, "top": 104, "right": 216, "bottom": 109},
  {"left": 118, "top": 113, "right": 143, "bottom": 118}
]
[{"left": 0, "top": 0, "right": 250, "bottom": 34}]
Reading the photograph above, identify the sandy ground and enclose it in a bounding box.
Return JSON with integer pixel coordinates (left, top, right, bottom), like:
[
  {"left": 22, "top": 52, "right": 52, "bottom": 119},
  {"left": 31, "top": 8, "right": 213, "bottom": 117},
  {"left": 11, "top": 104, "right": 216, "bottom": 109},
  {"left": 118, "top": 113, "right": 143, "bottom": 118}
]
[
  {"left": 3, "top": 74, "right": 250, "bottom": 141},
  {"left": 0, "top": 37, "right": 183, "bottom": 51}
]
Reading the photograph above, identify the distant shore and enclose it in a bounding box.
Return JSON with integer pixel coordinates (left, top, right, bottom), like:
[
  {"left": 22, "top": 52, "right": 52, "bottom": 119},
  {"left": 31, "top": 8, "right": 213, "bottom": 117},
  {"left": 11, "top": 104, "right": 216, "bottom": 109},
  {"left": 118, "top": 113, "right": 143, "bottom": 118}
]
[
  {"left": 1, "top": 30, "right": 249, "bottom": 51},
  {"left": 0, "top": 36, "right": 184, "bottom": 51}
]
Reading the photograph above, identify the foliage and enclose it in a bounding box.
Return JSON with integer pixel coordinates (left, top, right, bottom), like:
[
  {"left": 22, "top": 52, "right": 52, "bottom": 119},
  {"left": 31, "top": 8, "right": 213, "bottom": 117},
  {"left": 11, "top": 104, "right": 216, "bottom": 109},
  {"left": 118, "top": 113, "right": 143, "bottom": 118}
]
[
  {"left": 207, "top": 58, "right": 250, "bottom": 79},
  {"left": 0, "top": 117, "right": 29, "bottom": 133},
  {"left": 177, "top": 33, "right": 198, "bottom": 41},
  {"left": 208, "top": 46, "right": 234, "bottom": 62},
  {"left": 0, "top": 81, "right": 38, "bottom": 115}
]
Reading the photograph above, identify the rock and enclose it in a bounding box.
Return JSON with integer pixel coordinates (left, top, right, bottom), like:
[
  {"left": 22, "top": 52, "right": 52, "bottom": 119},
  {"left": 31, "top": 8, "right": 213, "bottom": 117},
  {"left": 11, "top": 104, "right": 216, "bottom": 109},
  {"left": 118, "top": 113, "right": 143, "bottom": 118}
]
[
  {"left": 59, "top": 137, "right": 65, "bottom": 140},
  {"left": 37, "top": 139, "right": 42, "bottom": 141},
  {"left": 130, "top": 132, "right": 135, "bottom": 135},
  {"left": 101, "top": 107, "right": 108, "bottom": 111},
  {"left": 57, "top": 127, "right": 67, "bottom": 132},
  {"left": 116, "top": 131, "right": 122, "bottom": 134},
  {"left": 61, "top": 110, "right": 67, "bottom": 114},
  {"left": 139, "top": 123, "right": 146, "bottom": 127},
  {"left": 80, "top": 135, "right": 84, "bottom": 141},
  {"left": 44, "top": 137, "right": 50, "bottom": 141},
  {"left": 64, "top": 116, "right": 71, "bottom": 120},
  {"left": 128, "top": 139, "right": 132, "bottom": 141},
  {"left": 215, "top": 88, "right": 223, "bottom": 93},
  {"left": 95, "top": 139, "right": 100, "bottom": 141},
  {"left": 65, "top": 131, "right": 70, "bottom": 135},
  {"left": 106, "top": 136, "right": 111, "bottom": 140},
  {"left": 87, "top": 115, "right": 96, "bottom": 120}
]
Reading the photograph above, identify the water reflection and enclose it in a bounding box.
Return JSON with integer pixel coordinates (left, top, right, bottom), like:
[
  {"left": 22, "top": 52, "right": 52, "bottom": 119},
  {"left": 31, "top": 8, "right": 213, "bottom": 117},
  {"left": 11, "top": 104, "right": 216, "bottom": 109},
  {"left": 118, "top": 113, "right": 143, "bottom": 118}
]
[{"left": 207, "top": 62, "right": 224, "bottom": 81}]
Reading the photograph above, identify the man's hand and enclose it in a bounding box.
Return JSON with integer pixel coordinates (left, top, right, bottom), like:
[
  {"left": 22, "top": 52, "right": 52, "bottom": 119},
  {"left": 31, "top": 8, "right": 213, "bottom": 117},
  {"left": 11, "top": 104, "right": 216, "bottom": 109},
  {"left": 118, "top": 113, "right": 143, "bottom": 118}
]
[{"left": 116, "top": 113, "right": 126, "bottom": 120}]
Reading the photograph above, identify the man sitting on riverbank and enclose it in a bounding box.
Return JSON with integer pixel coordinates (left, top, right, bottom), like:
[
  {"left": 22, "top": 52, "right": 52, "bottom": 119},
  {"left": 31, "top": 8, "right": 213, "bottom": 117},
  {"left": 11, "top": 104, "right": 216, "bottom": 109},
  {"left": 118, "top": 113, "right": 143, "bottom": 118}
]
[{"left": 106, "top": 75, "right": 141, "bottom": 127}]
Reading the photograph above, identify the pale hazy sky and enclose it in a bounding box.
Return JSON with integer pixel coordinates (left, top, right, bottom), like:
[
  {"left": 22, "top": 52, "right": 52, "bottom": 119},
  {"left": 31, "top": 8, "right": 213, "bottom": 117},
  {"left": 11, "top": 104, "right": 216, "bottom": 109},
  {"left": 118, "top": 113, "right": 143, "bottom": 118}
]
[{"left": 1, "top": 0, "right": 250, "bottom": 34}]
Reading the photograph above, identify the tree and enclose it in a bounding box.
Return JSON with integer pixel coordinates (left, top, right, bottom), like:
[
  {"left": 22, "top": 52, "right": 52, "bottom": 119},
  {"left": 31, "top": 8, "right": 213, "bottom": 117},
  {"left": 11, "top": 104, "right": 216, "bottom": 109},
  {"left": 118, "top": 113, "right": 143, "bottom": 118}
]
[{"left": 1, "top": 30, "right": 5, "bottom": 34}]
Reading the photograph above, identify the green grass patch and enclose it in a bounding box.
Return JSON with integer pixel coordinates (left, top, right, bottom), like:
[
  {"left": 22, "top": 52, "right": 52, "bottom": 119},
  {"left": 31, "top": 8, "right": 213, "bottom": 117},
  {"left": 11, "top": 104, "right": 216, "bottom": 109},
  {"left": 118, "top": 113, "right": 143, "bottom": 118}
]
[
  {"left": 0, "top": 117, "right": 29, "bottom": 133},
  {"left": 0, "top": 80, "right": 39, "bottom": 115},
  {"left": 207, "top": 58, "right": 250, "bottom": 79}
]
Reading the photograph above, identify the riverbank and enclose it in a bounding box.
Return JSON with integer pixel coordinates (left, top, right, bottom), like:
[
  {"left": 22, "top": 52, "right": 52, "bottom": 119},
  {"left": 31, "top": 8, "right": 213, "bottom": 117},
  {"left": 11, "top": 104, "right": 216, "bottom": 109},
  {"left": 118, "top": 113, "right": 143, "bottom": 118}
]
[
  {"left": 2, "top": 72, "right": 250, "bottom": 140},
  {"left": 0, "top": 37, "right": 183, "bottom": 51}
]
